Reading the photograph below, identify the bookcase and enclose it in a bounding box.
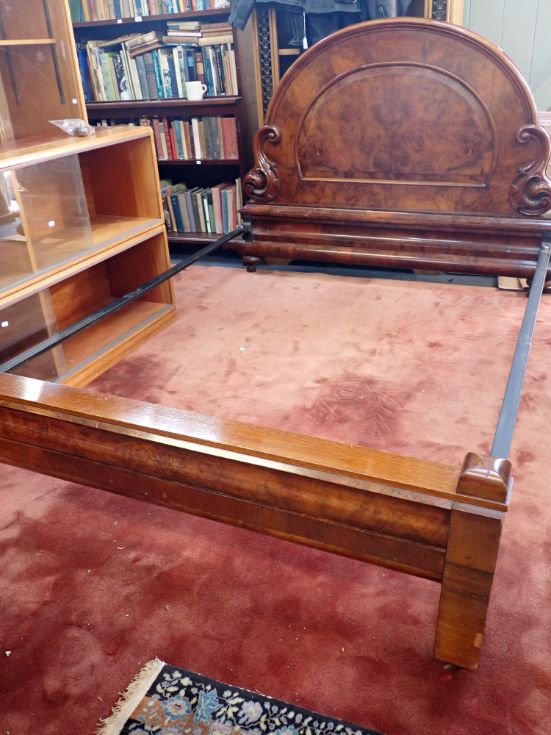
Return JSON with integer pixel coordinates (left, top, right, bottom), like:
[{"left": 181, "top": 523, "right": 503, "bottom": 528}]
[
  {"left": 70, "top": 2, "right": 245, "bottom": 247},
  {"left": 0, "top": 126, "right": 175, "bottom": 386}
]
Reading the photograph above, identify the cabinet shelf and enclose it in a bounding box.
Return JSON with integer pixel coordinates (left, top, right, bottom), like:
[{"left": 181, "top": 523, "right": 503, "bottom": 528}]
[
  {"left": 0, "top": 126, "right": 156, "bottom": 171},
  {"left": 158, "top": 158, "right": 239, "bottom": 166},
  {"left": 58, "top": 299, "right": 174, "bottom": 386},
  {"left": 167, "top": 231, "right": 220, "bottom": 244},
  {"left": 73, "top": 9, "right": 229, "bottom": 28},
  {"left": 87, "top": 97, "right": 241, "bottom": 114},
  {"left": 0, "top": 214, "right": 164, "bottom": 309},
  {"left": 0, "top": 39, "right": 56, "bottom": 47}
]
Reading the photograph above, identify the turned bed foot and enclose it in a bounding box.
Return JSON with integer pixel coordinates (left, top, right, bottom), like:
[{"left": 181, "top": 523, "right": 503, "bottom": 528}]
[{"left": 242, "top": 255, "right": 262, "bottom": 272}]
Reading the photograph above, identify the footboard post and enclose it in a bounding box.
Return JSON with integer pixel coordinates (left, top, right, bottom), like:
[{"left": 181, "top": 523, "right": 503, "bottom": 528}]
[{"left": 434, "top": 453, "right": 511, "bottom": 670}]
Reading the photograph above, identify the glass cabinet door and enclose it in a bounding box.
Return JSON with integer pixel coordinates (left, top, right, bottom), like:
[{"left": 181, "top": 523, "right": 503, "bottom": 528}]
[{"left": 0, "top": 154, "right": 93, "bottom": 297}]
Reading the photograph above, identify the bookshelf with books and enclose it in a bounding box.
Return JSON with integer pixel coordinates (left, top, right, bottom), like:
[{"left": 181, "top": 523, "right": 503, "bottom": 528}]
[{"left": 70, "top": 3, "right": 245, "bottom": 247}]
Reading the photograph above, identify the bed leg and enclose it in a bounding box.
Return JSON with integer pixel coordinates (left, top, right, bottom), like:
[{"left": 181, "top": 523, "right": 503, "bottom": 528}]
[
  {"left": 242, "top": 255, "right": 262, "bottom": 272},
  {"left": 434, "top": 453, "right": 509, "bottom": 670}
]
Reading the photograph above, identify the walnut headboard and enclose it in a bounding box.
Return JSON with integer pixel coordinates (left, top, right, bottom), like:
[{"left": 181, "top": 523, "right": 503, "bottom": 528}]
[{"left": 238, "top": 19, "right": 551, "bottom": 277}]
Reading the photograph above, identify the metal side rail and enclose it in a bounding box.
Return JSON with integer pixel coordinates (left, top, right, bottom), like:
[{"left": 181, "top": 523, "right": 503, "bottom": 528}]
[
  {"left": 491, "top": 235, "right": 551, "bottom": 458},
  {"left": 0, "top": 225, "right": 248, "bottom": 375}
]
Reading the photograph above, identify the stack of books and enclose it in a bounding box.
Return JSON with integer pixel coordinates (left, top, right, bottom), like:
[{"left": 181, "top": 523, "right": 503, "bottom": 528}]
[
  {"left": 95, "top": 115, "right": 239, "bottom": 161},
  {"left": 160, "top": 179, "right": 243, "bottom": 234},
  {"left": 79, "top": 22, "right": 238, "bottom": 101},
  {"left": 70, "top": 0, "right": 230, "bottom": 22}
]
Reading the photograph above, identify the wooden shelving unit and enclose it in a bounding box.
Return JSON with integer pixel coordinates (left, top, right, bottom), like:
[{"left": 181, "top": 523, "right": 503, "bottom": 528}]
[
  {"left": 71, "top": 7, "right": 245, "bottom": 249},
  {"left": 0, "top": 1, "right": 175, "bottom": 387},
  {"left": 0, "top": 128, "right": 175, "bottom": 387}
]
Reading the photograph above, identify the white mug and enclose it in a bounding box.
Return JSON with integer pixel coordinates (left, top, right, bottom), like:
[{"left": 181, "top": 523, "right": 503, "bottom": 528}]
[{"left": 186, "top": 81, "right": 207, "bottom": 100}]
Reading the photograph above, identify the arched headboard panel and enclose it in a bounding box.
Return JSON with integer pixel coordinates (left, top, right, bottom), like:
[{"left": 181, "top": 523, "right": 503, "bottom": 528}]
[{"left": 239, "top": 19, "right": 551, "bottom": 277}]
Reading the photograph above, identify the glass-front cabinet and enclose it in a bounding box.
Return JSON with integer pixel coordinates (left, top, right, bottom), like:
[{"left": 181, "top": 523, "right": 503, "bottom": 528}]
[{"left": 0, "top": 128, "right": 175, "bottom": 386}]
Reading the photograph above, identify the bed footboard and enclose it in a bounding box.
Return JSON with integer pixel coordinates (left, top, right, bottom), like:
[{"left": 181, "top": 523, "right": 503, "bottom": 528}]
[{"left": 0, "top": 374, "right": 509, "bottom": 670}]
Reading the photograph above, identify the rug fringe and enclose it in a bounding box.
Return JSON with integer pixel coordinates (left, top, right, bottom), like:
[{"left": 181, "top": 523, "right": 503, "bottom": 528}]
[{"left": 95, "top": 658, "right": 165, "bottom": 735}]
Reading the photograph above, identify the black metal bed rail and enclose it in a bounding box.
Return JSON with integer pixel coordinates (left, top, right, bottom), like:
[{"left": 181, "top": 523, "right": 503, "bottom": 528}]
[
  {"left": 491, "top": 235, "right": 551, "bottom": 459},
  {"left": 0, "top": 225, "right": 248, "bottom": 375}
]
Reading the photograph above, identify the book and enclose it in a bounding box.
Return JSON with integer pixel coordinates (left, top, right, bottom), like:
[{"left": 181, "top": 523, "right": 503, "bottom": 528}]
[
  {"left": 220, "top": 116, "right": 238, "bottom": 158},
  {"left": 170, "top": 184, "right": 186, "bottom": 231},
  {"left": 191, "top": 117, "right": 202, "bottom": 159},
  {"left": 142, "top": 52, "right": 159, "bottom": 98}
]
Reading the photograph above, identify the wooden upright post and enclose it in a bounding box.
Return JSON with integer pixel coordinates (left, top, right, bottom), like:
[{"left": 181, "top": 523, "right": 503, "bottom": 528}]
[{"left": 434, "top": 453, "right": 510, "bottom": 669}]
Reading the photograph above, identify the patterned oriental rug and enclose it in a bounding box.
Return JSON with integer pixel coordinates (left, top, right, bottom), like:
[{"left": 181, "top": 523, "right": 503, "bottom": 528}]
[{"left": 97, "top": 662, "right": 384, "bottom": 735}]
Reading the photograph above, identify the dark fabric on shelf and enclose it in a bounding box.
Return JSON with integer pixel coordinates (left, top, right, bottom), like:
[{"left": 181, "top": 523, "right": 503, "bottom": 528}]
[
  {"left": 229, "top": 0, "right": 412, "bottom": 48},
  {"left": 228, "top": 0, "right": 411, "bottom": 31}
]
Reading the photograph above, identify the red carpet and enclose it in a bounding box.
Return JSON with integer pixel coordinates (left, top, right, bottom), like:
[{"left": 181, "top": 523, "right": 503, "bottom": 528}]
[{"left": 1, "top": 265, "right": 550, "bottom": 734}]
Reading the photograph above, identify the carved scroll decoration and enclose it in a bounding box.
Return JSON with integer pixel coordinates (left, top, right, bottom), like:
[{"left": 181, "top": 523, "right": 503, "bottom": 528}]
[
  {"left": 243, "top": 125, "right": 282, "bottom": 202},
  {"left": 509, "top": 124, "right": 551, "bottom": 217}
]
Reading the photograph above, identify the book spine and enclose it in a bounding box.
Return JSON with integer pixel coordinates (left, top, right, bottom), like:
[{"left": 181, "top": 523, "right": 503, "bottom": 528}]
[
  {"left": 214, "top": 44, "right": 226, "bottom": 95},
  {"left": 185, "top": 48, "right": 197, "bottom": 82},
  {"left": 159, "top": 50, "right": 173, "bottom": 97},
  {"left": 170, "top": 192, "right": 185, "bottom": 231},
  {"left": 142, "top": 52, "right": 159, "bottom": 99},
  {"left": 221, "top": 187, "right": 229, "bottom": 233},
  {"left": 178, "top": 191, "right": 190, "bottom": 231},
  {"left": 165, "top": 187, "right": 177, "bottom": 231},
  {"left": 177, "top": 46, "right": 189, "bottom": 96},
  {"left": 151, "top": 117, "right": 164, "bottom": 159},
  {"left": 228, "top": 46, "right": 238, "bottom": 95},
  {"left": 211, "top": 184, "right": 223, "bottom": 234},
  {"left": 77, "top": 44, "right": 92, "bottom": 102},
  {"left": 185, "top": 190, "right": 197, "bottom": 231},
  {"left": 191, "top": 117, "right": 202, "bottom": 159},
  {"left": 202, "top": 190, "right": 213, "bottom": 233},
  {"left": 134, "top": 54, "right": 149, "bottom": 99},
  {"left": 173, "top": 47, "right": 184, "bottom": 98},
  {"left": 152, "top": 50, "right": 165, "bottom": 98},
  {"left": 183, "top": 120, "right": 193, "bottom": 158},
  {"left": 166, "top": 49, "right": 179, "bottom": 98},
  {"left": 201, "top": 47, "right": 214, "bottom": 96},
  {"left": 126, "top": 50, "right": 143, "bottom": 100},
  {"left": 194, "top": 49, "right": 205, "bottom": 86},
  {"left": 202, "top": 116, "right": 212, "bottom": 159},
  {"left": 195, "top": 190, "right": 206, "bottom": 232},
  {"left": 167, "top": 118, "right": 177, "bottom": 159},
  {"left": 235, "top": 176, "right": 243, "bottom": 225},
  {"left": 222, "top": 116, "right": 238, "bottom": 159},
  {"left": 172, "top": 119, "right": 183, "bottom": 158}
]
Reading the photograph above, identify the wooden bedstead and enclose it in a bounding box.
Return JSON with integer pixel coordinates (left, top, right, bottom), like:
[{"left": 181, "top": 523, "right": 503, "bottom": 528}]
[{"left": 1, "top": 18, "right": 551, "bottom": 671}]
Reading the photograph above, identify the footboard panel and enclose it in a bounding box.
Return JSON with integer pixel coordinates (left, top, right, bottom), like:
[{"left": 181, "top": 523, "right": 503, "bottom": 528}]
[{"left": 0, "top": 373, "right": 509, "bottom": 668}]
